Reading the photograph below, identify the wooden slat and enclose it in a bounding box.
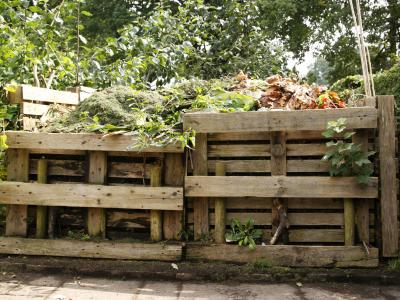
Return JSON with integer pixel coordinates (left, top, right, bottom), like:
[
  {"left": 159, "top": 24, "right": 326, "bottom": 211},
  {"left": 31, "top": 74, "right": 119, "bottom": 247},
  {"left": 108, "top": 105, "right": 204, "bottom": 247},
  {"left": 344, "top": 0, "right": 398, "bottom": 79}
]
[
  {"left": 185, "top": 176, "right": 378, "bottom": 198},
  {"left": 208, "top": 159, "right": 329, "bottom": 173},
  {"left": 192, "top": 133, "right": 209, "bottom": 240},
  {"left": 188, "top": 212, "right": 345, "bottom": 226},
  {"left": 163, "top": 153, "right": 185, "bottom": 240},
  {"left": 30, "top": 159, "right": 84, "bottom": 176},
  {"left": 378, "top": 95, "right": 398, "bottom": 257},
  {"left": 0, "top": 237, "right": 182, "bottom": 261},
  {"left": 21, "top": 102, "right": 49, "bottom": 116},
  {"left": 5, "top": 149, "right": 29, "bottom": 237},
  {"left": 109, "top": 162, "right": 150, "bottom": 179},
  {"left": 186, "top": 244, "right": 378, "bottom": 267},
  {"left": 0, "top": 182, "right": 183, "bottom": 210},
  {"left": 208, "top": 144, "right": 270, "bottom": 158},
  {"left": 87, "top": 151, "right": 107, "bottom": 237},
  {"left": 208, "top": 131, "right": 371, "bottom": 141},
  {"left": 188, "top": 197, "right": 368, "bottom": 209},
  {"left": 354, "top": 129, "right": 370, "bottom": 244},
  {"left": 208, "top": 144, "right": 329, "bottom": 158},
  {"left": 12, "top": 85, "right": 79, "bottom": 105},
  {"left": 183, "top": 107, "right": 378, "bottom": 133},
  {"left": 271, "top": 131, "right": 288, "bottom": 244},
  {"left": 6, "top": 131, "right": 183, "bottom": 153}
]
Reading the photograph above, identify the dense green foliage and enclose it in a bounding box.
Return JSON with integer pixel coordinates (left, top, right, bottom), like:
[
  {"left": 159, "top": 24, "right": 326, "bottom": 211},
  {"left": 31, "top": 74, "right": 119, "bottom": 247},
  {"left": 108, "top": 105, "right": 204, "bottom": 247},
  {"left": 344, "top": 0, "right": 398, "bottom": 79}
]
[
  {"left": 322, "top": 118, "right": 375, "bottom": 184},
  {"left": 45, "top": 78, "right": 260, "bottom": 149},
  {"left": 332, "top": 62, "right": 400, "bottom": 117}
]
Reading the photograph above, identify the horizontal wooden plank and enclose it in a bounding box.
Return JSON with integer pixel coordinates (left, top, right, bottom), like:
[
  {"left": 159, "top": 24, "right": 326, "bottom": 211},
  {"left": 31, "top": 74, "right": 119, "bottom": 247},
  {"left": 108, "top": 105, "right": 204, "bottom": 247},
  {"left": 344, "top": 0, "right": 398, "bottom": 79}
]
[
  {"left": 21, "top": 102, "right": 49, "bottom": 116},
  {"left": 183, "top": 107, "right": 378, "bottom": 133},
  {"left": 109, "top": 162, "right": 151, "bottom": 179},
  {"left": 15, "top": 85, "right": 79, "bottom": 105},
  {"left": 187, "top": 212, "right": 345, "bottom": 226},
  {"left": 30, "top": 159, "right": 84, "bottom": 176},
  {"left": 186, "top": 244, "right": 379, "bottom": 267},
  {"left": 185, "top": 176, "right": 378, "bottom": 198},
  {"left": 208, "top": 144, "right": 350, "bottom": 158},
  {"left": 187, "top": 197, "right": 375, "bottom": 210},
  {"left": 6, "top": 131, "right": 183, "bottom": 153},
  {"left": 208, "top": 144, "right": 270, "bottom": 157},
  {"left": 0, "top": 182, "right": 183, "bottom": 210},
  {"left": 207, "top": 159, "right": 330, "bottom": 173},
  {"left": 0, "top": 237, "right": 182, "bottom": 261},
  {"left": 208, "top": 131, "right": 365, "bottom": 141}
]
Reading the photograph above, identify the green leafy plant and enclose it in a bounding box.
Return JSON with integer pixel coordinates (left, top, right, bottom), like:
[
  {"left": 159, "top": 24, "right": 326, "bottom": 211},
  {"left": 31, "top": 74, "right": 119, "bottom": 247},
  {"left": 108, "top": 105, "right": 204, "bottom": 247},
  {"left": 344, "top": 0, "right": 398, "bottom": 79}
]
[
  {"left": 322, "top": 118, "right": 374, "bottom": 184},
  {"left": 67, "top": 230, "right": 91, "bottom": 241},
  {"left": 389, "top": 258, "right": 400, "bottom": 270},
  {"left": 225, "top": 218, "right": 262, "bottom": 250}
]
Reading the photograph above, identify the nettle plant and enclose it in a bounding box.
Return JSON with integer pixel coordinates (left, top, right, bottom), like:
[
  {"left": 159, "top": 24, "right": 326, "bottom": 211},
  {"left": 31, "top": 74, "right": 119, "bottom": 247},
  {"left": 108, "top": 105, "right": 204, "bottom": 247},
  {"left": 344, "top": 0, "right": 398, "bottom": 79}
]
[{"left": 322, "top": 118, "right": 374, "bottom": 184}]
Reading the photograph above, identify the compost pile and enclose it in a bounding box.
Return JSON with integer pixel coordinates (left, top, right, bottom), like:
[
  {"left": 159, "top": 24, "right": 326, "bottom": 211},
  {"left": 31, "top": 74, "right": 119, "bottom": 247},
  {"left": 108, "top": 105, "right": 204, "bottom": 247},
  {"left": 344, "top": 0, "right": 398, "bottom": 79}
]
[{"left": 43, "top": 74, "right": 344, "bottom": 148}]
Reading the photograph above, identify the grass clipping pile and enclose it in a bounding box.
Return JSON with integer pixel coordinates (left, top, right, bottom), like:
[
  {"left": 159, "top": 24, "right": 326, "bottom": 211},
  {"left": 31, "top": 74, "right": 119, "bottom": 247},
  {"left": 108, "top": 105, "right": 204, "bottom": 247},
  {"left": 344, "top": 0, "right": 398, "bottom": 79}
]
[{"left": 43, "top": 74, "right": 345, "bottom": 149}]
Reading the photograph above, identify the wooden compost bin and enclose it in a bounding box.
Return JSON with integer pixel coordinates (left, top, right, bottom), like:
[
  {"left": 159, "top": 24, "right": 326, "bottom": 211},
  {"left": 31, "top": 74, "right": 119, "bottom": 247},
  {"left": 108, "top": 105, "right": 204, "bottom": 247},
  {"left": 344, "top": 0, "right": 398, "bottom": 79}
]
[
  {"left": 0, "top": 131, "right": 184, "bottom": 261},
  {"left": 183, "top": 96, "right": 398, "bottom": 267}
]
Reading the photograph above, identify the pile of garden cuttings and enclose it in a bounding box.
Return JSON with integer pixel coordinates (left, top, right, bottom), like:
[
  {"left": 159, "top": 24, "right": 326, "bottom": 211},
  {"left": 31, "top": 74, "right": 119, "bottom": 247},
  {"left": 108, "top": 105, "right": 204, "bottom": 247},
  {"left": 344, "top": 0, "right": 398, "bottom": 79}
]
[{"left": 42, "top": 74, "right": 345, "bottom": 149}]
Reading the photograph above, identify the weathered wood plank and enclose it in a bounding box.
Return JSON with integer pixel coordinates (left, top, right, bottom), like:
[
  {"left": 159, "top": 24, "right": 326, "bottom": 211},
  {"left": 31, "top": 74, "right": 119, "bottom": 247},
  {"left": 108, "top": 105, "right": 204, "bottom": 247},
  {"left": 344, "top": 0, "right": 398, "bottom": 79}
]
[
  {"left": 87, "top": 151, "right": 107, "bottom": 237},
  {"left": 270, "top": 131, "right": 288, "bottom": 244},
  {"left": 183, "top": 107, "right": 378, "bottom": 133},
  {"left": 30, "top": 159, "right": 85, "bottom": 177},
  {"left": 150, "top": 164, "right": 163, "bottom": 241},
  {"left": 0, "top": 237, "right": 182, "bottom": 261},
  {"left": 188, "top": 197, "right": 372, "bottom": 209},
  {"left": 185, "top": 176, "right": 378, "bottom": 198},
  {"left": 5, "top": 149, "right": 29, "bottom": 237},
  {"left": 21, "top": 102, "right": 49, "bottom": 116},
  {"left": 214, "top": 162, "right": 226, "bottom": 243},
  {"left": 163, "top": 153, "right": 185, "bottom": 240},
  {"left": 36, "top": 158, "right": 48, "bottom": 239},
  {"left": 109, "top": 162, "right": 150, "bottom": 179},
  {"left": 208, "top": 130, "right": 373, "bottom": 142},
  {"left": 354, "top": 129, "right": 370, "bottom": 244},
  {"left": 10, "top": 85, "right": 79, "bottom": 105},
  {"left": 208, "top": 144, "right": 332, "bottom": 158},
  {"left": 6, "top": 131, "right": 183, "bottom": 153},
  {"left": 192, "top": 133, "right": 209, "bottom": 240},
  {"left": 0, "top": 182, "right": 183, "bottom": 210},
  {"left": 378, "top": 95, "right": 398, "bottom": 257},
  {"left": 186, "top": 244, "right": 378, "bottom": 267},
  {"left": 188, "top": 212, "right": 345, "bottom": 226}
]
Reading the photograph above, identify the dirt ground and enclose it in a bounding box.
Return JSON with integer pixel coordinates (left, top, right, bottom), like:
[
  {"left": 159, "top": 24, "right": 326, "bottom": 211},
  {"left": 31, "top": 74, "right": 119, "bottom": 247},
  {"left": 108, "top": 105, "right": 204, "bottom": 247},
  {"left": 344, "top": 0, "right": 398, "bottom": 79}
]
[{"left": 0, "top": 271, "right": 399, "bottom": 300}]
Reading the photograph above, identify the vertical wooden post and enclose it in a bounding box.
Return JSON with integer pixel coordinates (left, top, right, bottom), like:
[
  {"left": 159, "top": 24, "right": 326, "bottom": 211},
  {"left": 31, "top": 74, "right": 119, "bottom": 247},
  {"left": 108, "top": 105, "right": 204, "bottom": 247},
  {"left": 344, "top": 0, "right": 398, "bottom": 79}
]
[
  {"left": 378, "top": 95, "right": 398, "bottom": 257},
  {"left": 163, "top": 153, "right": 184, "bottom": 240},
  {"left": 214, "top": 161, "right": 226, "bottom": 243},
  {"left": 150, "top": 164, "right": 163, "bottom": 241},
  {"left": 353, "top": 129, "right": 370, "bottom": 244},
  {"left": 87, "top": 151, "right": 107, "bottom": 238},
  {"left": 192, "top": 133, "right": 209, "bottom": 240},
  {"left": 270, "top": 131, "right": 288, "bottom": 244},
  {"left": 6, "top": 149, "right": 29, "bottom": 237},
  {"left": 344, "top": 198, "right": 355, "bottom": 246},
  {"left": 36, "top": 158, "right": 48, "bottom": 238}
]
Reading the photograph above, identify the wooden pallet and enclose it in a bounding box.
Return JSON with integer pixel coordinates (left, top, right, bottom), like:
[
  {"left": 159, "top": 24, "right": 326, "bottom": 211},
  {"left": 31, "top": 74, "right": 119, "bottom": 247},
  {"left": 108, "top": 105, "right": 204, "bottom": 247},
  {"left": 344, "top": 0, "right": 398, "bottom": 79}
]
[
  {"left": 3, "top": 132, "right": 185, "bottom": 246},
  {"left": 183, "top": 97, "right": 398, "bottom": 258}
]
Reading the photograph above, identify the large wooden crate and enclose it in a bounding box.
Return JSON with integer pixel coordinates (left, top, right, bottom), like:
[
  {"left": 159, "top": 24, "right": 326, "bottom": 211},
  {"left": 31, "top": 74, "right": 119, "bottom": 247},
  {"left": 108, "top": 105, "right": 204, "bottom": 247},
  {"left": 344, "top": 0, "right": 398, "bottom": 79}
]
[
  {"left": 0, "top": 131, "right": 184, "bottom": 261},
  {"left": 183, "top": 96, "right": 398, "bottom": 266}
]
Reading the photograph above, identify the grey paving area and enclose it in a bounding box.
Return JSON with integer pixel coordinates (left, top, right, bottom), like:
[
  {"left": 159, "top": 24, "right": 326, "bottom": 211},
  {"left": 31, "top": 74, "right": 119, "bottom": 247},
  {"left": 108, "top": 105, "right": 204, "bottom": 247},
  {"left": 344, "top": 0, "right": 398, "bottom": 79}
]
[{"left": 0, "top": 272, "right": 399, "bottom": 300}]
